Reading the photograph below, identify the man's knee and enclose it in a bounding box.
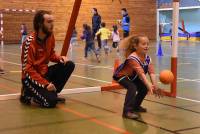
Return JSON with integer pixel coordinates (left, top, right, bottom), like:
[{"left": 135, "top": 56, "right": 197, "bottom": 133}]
[{"left": 64, "top": 60, "right": 75, "bottom": 71}]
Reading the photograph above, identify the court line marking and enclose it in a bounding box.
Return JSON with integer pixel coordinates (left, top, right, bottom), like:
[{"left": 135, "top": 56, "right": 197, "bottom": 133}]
[
  {"left": 71, "top": 75, "right": 111, "bottom": 84},
  {"left": 0, "top": 51, "right": 193, "bottom": 69},
  {"left": 0, "top": 89, "right": 131, "bottom": 133},
  {"left": 0, "top": 86, "right": 184, "bottom": 134},
  {"left": 2, "top": 47, "right": 200, "bottom": 60},
  {"left": 0, "top": 79, "right": 200, "bottom": 133},
  {"left": 174, "top": 126, "right": 200, "bottom": 133},
  {"left": 0, "top": 83, "right": 18, "bottom": 93},
  {"left": 0, "top": 84, "right": 196, "bottom": 134},
  {"left": 177, "top": 63, "right": 191, "bottom": 65},
  {"left": 75, "top": 62, "right": 113, "bottom": 69},
  {"left": 58, "top": 104, "right": 133, "bottom": 134},
  {"left": 176, "top": 96, "right": 200, "bottom": 103},
  {"left": 6, "top": 71, "right": 111, "bottom": 84},
  {"left": 2, "top": 60, "right": 200, "bottom": 103},
  {"left": 0, "top": 52, "right": 113, "bottom": 69},
  {"left": 2, "top": 71, "right": 200, "bottom": 104},
  {"left": 2, "top": 59, "right": 199, "bottom": 83},
  {"left": 0, "top": 85, "right": 131, "bottom": 133},
  {"left": 6, "top": 70, "right": 191, "bottom": 84},
  {"left": 164, "top": 54, "right": 200, "bottom": 60},
  {"left": 0, "top": 87, "right": 101, "bottom": 101},
  {"left": 109, "top": 90, "right": 200, "bottom": 115},
  {"left": 7, "top": 70, "right": 187, "bottom": 85}
]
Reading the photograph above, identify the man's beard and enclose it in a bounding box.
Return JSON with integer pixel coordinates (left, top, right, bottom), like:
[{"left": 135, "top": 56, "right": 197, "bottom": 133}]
[{"left": 42, "top": 24, "right": 53, "bottom": 36}]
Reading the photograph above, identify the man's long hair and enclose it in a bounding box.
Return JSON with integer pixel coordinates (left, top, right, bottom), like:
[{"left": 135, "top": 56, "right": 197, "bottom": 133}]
[{"left": 33, "top": 10, "right": 51, "bottom": 32}]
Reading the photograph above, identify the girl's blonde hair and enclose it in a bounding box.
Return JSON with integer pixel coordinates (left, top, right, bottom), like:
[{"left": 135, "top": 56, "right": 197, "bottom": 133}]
[{"left": 119, "top": 35, "right": 147, "bottom": 58}]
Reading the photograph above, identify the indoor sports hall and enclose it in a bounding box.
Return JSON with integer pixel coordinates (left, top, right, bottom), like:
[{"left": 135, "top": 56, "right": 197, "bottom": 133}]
[{"left": 0, "top": 0, "right": 200, "bottom": 134}]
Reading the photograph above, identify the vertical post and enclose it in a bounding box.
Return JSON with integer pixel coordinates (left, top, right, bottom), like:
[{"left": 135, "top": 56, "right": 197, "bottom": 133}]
[
  {"left": 181, "top": 19, "right": 185, "bottom": 33},
  {"left": 0, "top": 13, "right": 3, "bottom": 46},
  {"left": 61, "top": 0, "right": 82, "bottom": 56},
  {"left": 157, "top": 10, "right": 160, "bottom": 41},
  {"left": 171, "top": 0, "right": 179, "bottom": 97}
]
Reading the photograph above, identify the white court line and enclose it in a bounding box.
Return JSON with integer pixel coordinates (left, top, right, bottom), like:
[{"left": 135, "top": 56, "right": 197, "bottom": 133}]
[
  {"left": 2, "top": 60, "right": 21, "bottom": 66},
  {"left": 1, "top": 67, "right": 200, "bottom": 103},
  {"left": 0, "top": 87, "right": 101, "bottom": 101},
  {"left": 8, "top": 70, "right": 112, "bottom": 84},
  {"left": 1, "top": 88, "right": 200, "bottom": 104},
  {"left": 176, "top": 78, "right": 200, "bottom": 83},
  {"left": 72, "top": 75, "right": 111, "bottom": 84},
  {"left": 1, "top": 52, "right": 114, "bottom": 70},
  {"left": 164, "top": 54, "right": 200, "bottom": 60},
  {"left": 0, "top": 51, "right": 21, "bottom": 56},
  {"left": 0, "top": 51, "right": 194, "bottom": 67},
  {"left": 3, "top": 59, "right": 200, "bottom": 83},
  {"left": 2, "top": 49, "right": 200, "bottom": 61},
  {"left": 75, "top": 62, "right": 113, "bottom": 69},
  {"left": 8, "top": 70, "right": 185, "bottom": 84},
  {"left": 177, "top": 96, "right": 200, "bottom": 103},
  {"left": 178, "top": 63, "right": 192, "bottom": 65}
]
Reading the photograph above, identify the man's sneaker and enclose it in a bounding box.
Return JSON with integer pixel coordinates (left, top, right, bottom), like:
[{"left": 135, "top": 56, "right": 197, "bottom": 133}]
[
  {"left": 19, "top": 87, "right": 31, "bottom": 105},
  {"left": 122, "top": 112, "right": 139, "bottom": 120},
  {"left": 0, "top": 69, "right": 5, "bottom": 74},
  {"left": 20, "top": 95, "right": 31, "bottom": 105},
  {"left": 56, "top": 97, "right": 66, "bottom": 103},
  {"left": 133, "top": 106, "right": 147, "bottom": 112}
]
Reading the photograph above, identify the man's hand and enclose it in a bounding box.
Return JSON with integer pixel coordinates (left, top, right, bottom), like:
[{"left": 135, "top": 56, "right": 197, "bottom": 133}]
[
  {"left": 60, "top": 56, "right": 68, "bottom": 64},
  {"left": 46, "top": 83, "right": 56, "bottom": 91}
]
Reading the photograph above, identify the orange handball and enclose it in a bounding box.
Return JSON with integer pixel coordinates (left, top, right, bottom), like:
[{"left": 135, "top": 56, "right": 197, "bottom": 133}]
[{"left": 159, "top": 70, "right": 174, "bottom": 84}]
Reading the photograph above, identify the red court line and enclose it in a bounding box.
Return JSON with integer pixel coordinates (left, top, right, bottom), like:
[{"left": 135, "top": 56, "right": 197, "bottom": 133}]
[{"left": 58, "top": 104, "right": 133, "bottom": 134}]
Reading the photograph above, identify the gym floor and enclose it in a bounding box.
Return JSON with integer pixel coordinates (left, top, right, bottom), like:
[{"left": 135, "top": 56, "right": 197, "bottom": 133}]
[{"left": 0, "top": 40, "right": 200, "bottom": 134}]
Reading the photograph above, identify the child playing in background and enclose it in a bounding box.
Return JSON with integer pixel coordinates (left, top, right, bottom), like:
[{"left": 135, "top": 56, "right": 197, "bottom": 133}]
[
  {"left": 96, "top": 22, "right": 111, "bottom": 56},
  {"left": 70, "top": 27, "right": 78, "bottom": 46},
  {"left": 69, "top": 27, "right": 77, "bottom": 56},
  {"left": 81, "top": 24, "right": 100, "bottom": 62},
  {"left": 20, "top": 24, "right": 28, "bottom": 48},
  {"left": 113, "top": 35, "right": 162, "bottom": 120},
  {"left": 112, "top": 25, "right": 120, "bottom": 48},
  {"left": 0, "top": 31, "right": 4, "bottom": 74}
]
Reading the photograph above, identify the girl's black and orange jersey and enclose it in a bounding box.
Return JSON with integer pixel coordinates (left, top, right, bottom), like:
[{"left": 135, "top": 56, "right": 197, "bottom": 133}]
[
  {"left": 114, "top": 54, "right": 154, "bottom": 81},
  {"left": 21, "top": 32, "right": 62, "bottom": 88}
]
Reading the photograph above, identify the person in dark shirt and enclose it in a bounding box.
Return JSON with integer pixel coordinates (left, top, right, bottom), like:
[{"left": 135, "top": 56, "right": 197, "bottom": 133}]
[
  {"left": 20, "top": 24, "right": 28, "bottom": 46},
  {"left": 92, "top": 8, "right": 102, "bottom": 50},
  {"left": 81, "top": 24, "right": 100, "bottom": 62}
]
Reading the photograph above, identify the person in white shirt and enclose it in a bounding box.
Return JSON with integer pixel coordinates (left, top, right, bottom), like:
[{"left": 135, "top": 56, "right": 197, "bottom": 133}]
[{"left": 112, "top": 25, "right": 120, "bottom": 48}]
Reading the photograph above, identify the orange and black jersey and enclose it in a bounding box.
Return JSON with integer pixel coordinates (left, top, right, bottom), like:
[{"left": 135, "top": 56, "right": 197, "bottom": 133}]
[
  {"left": 114, "top": 54, "right": 155, "bottom": 81},
  {"left": 21, "top": 32, "right": 62, "bottom": 88}
]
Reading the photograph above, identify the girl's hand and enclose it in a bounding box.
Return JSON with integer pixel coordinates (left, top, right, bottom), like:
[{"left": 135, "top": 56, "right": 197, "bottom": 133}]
[
  {"left": 147, "top": 83, "right": 154, "bottom": 95},
  {"left": 152, "top": 85, "right": 158, "bottom": 91},
  {"left": 153, "top": 86, "right": 164, "bottom": 98},
  {"left": 153, "top": 88, "right": 164, "bottom": 98}
]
